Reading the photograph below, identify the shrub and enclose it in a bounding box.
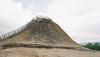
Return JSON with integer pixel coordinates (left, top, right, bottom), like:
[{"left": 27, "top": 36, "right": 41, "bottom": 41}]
[{"left": 83, "top": 43, "right": 100, "bottom": 50}]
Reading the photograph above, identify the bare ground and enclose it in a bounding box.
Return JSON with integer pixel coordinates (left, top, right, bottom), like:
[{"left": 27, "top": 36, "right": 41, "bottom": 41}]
[{"left": 0, "top": 47, "right": 100, "bottom": 57}]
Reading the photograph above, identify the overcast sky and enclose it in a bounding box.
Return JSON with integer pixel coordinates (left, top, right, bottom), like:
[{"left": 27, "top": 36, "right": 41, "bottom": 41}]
[{"left": 0, "top": 0, "right": 100, "bottom": 43}]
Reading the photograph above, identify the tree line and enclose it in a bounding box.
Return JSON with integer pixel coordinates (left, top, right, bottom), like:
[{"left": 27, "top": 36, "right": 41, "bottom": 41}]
[{"left": 83, "top": 43, "right": 100, "bottom": 50}]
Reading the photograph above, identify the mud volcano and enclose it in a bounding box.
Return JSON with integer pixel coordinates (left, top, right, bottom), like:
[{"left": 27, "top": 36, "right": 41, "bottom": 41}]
[{"left": 0, "top": 17, "right": 86, "bottom": 50}]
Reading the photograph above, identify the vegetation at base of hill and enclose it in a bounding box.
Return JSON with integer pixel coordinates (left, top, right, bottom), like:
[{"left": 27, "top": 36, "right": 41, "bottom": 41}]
[{"left": 83, "top": 43, "right": 100, "bottom": 50}]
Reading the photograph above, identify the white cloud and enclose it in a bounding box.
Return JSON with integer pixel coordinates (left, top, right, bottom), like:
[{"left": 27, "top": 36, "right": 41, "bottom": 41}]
[{"left": 0, "top": 0, "right": 33, "bottom": 34}]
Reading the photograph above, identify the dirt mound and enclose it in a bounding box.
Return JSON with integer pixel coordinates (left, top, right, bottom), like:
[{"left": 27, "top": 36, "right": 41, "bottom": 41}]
[{"left": 0, "top": 17, "right": 87, "bottom": 50}]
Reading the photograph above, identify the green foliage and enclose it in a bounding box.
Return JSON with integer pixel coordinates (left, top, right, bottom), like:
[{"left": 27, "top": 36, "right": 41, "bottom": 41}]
[{"left": 83, "top": 43, "right": 100, "bottom": 50}]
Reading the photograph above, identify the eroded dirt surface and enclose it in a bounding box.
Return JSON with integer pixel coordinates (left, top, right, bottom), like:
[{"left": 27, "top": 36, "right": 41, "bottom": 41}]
[{"left": 0, "top": 47, "right": 99, "bottom": 57}]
